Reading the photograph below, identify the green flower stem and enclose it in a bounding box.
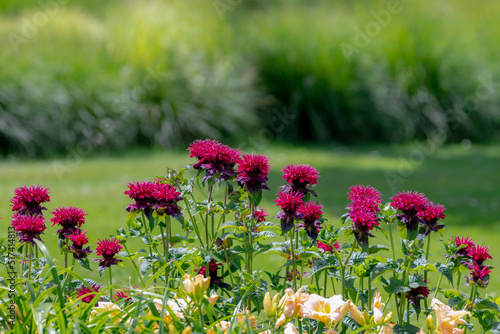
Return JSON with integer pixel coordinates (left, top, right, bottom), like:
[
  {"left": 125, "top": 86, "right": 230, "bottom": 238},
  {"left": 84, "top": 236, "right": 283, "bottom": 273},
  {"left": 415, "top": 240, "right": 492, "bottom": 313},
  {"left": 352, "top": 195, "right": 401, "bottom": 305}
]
[
  {"left": 205, "top": 178, "right": 214, "bottom": 248},
  {"left": 368, "top": 276, "right": 372, "bottom": 310},
  {"left": 28, "top": 242, "right": 33, "bottom": 280},
  {"left": 290, "top": 228, "right": 297, "bottom": 292},
  {"left": 109, "top": 266, "right": 113, "bottom": 300},
  {"left": 424, "top": 234, "right": 432, "bottom": 309},
  {"left": 387, "top": 219, "right": 396, "bottom": 263},
  {"left": 181, "top": 194, "right": 205, "bottom": 249},
  {"left": 140, "top": 211, "right": 153, "bottom": 257},
  {"left": 249, "top": 195, "right": 256, "bottom": 274},
  {"left": 323, "top": 272, "right": 328, "bottom": 297},
  {"left": 123, "top": 244, "right": 146, "bottom": 288},
  {"left": 433, "top": 257, "right": 450, "bottom": 299},
  {"left": 456, "top": 270, "right": 462, "bottom": 288},
  {"left": 340, "top": 241, "right": 356, "bottom": 300},
  {"left": 331, "top": 277, "right": 337, "bottom": 295}
]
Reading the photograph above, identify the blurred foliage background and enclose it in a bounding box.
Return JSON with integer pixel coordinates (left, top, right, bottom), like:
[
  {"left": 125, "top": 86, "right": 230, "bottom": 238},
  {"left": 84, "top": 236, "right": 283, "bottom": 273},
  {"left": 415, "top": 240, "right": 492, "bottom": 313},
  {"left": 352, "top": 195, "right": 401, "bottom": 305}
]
[{"left": 1, "top": 0, "right": 499, "bottom": 158}]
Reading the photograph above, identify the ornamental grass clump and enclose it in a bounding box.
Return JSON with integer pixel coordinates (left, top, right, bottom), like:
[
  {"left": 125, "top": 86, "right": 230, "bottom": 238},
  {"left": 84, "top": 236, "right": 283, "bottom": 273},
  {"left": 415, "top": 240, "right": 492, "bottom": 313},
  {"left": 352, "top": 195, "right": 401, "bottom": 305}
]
[{"left": 2, "top": 140, "right": 498, "bottom": 334}]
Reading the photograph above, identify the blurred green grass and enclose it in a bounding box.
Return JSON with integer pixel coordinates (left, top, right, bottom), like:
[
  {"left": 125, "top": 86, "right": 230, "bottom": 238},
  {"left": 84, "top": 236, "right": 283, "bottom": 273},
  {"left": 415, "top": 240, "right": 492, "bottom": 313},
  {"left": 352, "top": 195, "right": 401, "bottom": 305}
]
[
  {"left": 1, "top": 0, "right": 500, "bottom": 157},
  {"left": 1, "top": 144, "right": 499, "bottom": 298}
]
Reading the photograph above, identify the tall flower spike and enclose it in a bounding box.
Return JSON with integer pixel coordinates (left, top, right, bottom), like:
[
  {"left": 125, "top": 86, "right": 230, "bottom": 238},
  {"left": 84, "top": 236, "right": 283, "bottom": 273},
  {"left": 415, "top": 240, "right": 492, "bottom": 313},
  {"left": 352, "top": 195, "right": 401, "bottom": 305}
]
[
  {"left": 51, "top": 206, "right": 88, "bottom": 236},
  {"left": 236, "top": 153, "right": 270, "bottom": 194},
  {"left": 282, "top": 164, "right": 320, "bottom": 195},
  {"left": 275, "top": 191, "right": 305, "bottom": 234},
  {"left": 12, "top": 215, "right": 46, "bottom": 244},
  {"left": 188, "top": 139, "right": 241, "bottom": 182},
  {"left": 10, "top": 185, "right": 50, "bottom": 216}
]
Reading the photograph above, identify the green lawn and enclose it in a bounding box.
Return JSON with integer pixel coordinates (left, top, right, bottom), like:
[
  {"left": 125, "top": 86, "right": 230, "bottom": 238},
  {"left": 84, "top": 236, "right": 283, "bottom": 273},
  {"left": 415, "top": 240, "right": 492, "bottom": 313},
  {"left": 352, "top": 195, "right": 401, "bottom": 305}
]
[{"left": 1, "top": 144, "right": 499, "bottom": 299}]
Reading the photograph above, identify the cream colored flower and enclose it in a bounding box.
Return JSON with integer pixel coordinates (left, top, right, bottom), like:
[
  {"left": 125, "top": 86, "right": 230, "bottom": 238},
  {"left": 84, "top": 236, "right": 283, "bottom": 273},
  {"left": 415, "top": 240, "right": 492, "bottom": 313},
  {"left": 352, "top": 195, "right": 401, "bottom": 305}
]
[
  {"left": 152, "top": 298, "right": 188, "bottom": 323},
  {"left": 207, "top": 320, "right": 231, "bottom": 334},
  {"left": 183, "top": 274, "right": 210, "bottom": 301},
  {"left": 373, "top": 292, "right": 384, "bottom": 324},
  {"left": 208, "top": 293, "right": 219, "bottom": 307},
  {"left": 431, "top": 298, "right": 471, "bottom": 334},
  {"left": 90, "top": 302, "right": 123, "bottom": 322},
  {"left": 275, "top": 287, "right": 310, "bottom": 329},
  {"left": 417, "top": 329, "right": 425, "bottom": 334},
  {"left": 284, "top": 323, "right": 299, "bottom": 334},
  {"left": 377, "top": 323, "right": 396, "bottom": 334},
  {"left": 325, "top": 330, "right": 339, "bottom": 334},
  {"left": 301, "top": 294, "right": 351, "bottom": 327},
  {"left": 236, "top": 308, "right": 257, "bottom": 328},
  {"left": 348, "top": 303, "right": 368, "bottom": 327},
  {"left": 264, "top": 292, "right": 280, "bottom": 319}
]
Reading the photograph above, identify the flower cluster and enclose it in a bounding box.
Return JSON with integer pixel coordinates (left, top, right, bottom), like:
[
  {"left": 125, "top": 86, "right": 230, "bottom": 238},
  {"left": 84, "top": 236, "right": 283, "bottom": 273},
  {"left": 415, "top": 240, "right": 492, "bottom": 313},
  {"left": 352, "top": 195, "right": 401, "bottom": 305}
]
[
  {"left": 347, "top": 185, "right": 382, "bottom": 248},
  {"left": 10, "top": 185, "right": 50, "bottom": 217},
  {"left": 188, "top": 139, "right": 241, "bottom": 182},
  {"left": 124, "top": 181, "right": 182, "bottom": 218},
  {"left": 454, "top": 236, "right": 493, "bottom": 288},
  {"left": 11, "top": 215, "right": 47, "bottom": 245},
  {"left": 76, "top": 283, "right": 102, "bottom": 304},
  {"left": 275, "top": 190, "right": 305, "bottom": 234},
  {"left": 95, "top": 237, "right": 122, "bottom": 271},
  {"left": 51, "top": 206, "right": 88, "bottom": 236},
  {"left": 391, "top": 191, "right": 446, "bottom": 235},
  {"left": 405, "top": 278, "right": 430, "bottom": 311},
  {"left": 317, "top": 240, "right": 340, "bottom": 254},
  {"left": 236, "top": 153, "right": 271, "bottom": 194},
  {"left": 296, "top": 201, "right": 323, "bottom": 241},
  {"left": 281, "top": 164, "right": 320, "bottom": 195},
  {"left": 67, "top": 229, "right": 92, "bottom": 259}
]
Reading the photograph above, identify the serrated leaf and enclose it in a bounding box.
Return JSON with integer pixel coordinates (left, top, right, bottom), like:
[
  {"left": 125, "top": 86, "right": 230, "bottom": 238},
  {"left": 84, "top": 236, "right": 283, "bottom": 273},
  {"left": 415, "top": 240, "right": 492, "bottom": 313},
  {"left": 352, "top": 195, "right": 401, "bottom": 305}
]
[
  {"left": 126, "top": 210, "right": 139, "bottom": 229},
  {"left": 436, "top": 262, "right": 453, "bottom": 285},
  {"left": 77, "top": 257, "right": 92, "bottom": 271},
  {"left": 382, "top": 277, "right": 410, "bottom": 294},
  {"left": 367, "top": 244, "right": 390, "bottom": 254},
  {"left": 475, "top": 298, "right": 500, "bottom": 312}
]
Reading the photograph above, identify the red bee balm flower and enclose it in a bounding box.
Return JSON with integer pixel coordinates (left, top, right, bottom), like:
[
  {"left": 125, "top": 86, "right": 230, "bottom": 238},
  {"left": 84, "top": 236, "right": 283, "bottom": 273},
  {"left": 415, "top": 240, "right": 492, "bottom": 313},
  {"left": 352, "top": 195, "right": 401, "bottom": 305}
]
[
  {"left": 76, "top": 283, "right": 101, "bottom": 303},
  {"left": 12, "top": 215, "right": 47, "bottom": 244},
  {"left": 297, "top": 202, "right": 323, "bottom": 241},
  {"left": 467, "top": 245, "right": 492, "bottom": 264},
  {"left": 418, "top": 202, "right": 446, "bottom": 234},
  {"left": 275, "top": 191, "right": 305, "bottom": 235},
  {"left": 95, "top": 238, "right": 123, "bottom": 269},
  {"left": 124, "top": 181, "right": 158, "bottom": 211},
  {"left": 282, "top": 164, "right": 320, "bottom": 194},
  {"left": 454, "top": 236, "right": 475, "bottom": 257},
  {"left": 153, "top": 183, "right": 183, "bottom": 218},
  {"left": 467, "top": 263, "right": 492, "bottom": 288},
  {"left": 390, "top": 191, "right": 428, "bottom": 215},
  {"left": 253, "top": 207, "right": 269, "bottom": 223},
  {"left": 188, "top": 139, "right": 241, "bottom": 182},
  {"left": 348, "top": 185, "right": 382, "bottom": 201},
  {"left": 10, "top": 185, "right": 50, "bottom": 216},
  {"left": 236, "top": 154, "right": 270, "bottom": 194},
  {"left": 51, "top": 206, "right": 88, "bottom": 236},
  {"left": 67, "top": 230, "right": 92, "bottom": 259},
  {"left": 317, "top": 241, "right": 340, "bottom": 254}
]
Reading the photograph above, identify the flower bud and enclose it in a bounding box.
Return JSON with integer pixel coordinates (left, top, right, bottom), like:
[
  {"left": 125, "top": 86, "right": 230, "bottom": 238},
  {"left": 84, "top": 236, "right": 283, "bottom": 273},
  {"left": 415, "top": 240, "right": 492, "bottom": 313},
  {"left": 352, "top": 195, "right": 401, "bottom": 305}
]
[
  {"left": 264, "top": 292, "right": 280, "bottom": 319},
  {"left": 183, "top": 274, "right": 210, "bottom": 301},
  {"left": 426, "top": 314, "right": 435, "bottom": 332},
  {"left": 348, "top": 304, "right": 366, "bottom": 326}
]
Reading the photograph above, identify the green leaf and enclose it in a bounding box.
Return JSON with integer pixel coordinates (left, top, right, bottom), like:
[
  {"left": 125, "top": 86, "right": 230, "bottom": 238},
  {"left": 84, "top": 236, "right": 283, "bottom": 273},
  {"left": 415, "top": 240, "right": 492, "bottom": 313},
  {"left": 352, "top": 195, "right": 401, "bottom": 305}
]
[
  {"left": 475, "top": 298, "right": 500, "bottom": 312},
  {"left": 435, "top": 262, "right": 454, "bottom": 285},
  {"left": 382, "top": 277, "right": 410, "bottom": 294},
  {"left": 367, "top": 244, "right": 390, "bottom": 254},
  {"left": 127, "top": 210, "right": 139, "bottom": 229},
  {"left": 77, "top": 257, "right": 92, "bottom": 271}
]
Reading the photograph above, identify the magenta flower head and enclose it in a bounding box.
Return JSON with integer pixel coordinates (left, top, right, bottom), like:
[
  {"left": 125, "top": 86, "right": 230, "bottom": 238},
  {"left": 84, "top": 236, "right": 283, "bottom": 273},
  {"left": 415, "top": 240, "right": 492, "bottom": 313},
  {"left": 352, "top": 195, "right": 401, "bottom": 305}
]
[
  {"left": 152, "top": 183, "right": 183, "bottom": 219},
  {"left": 346, "top": 185, "right": 382, "bottom": 249},
  {"left": 418, "top": 202, "right": 446, "bottom": 235},
  {"left": 236, "top": 153, "right": 270, "bottom": 194},
  {"left": 67, "top": 230, "right": 92, "bottom": 259},
  {"left": 454, "top": 236, "right": 475, "bottom": 257},
  {"left": 466, "top": 263, "right": 492, "bottom": 288},
  {"left": 317, "top": 241, "right": 340, "bottom": 254},
  {"left": 467, "top": 244, "right": 492, "bottom": 265},
  {"left": 76, "top": 283, "right": 101, "bottom": 304},
  {"left": 253, "top": 207, "right": 269, "bottom": 223},
  {"left": 51, "top": 206, "right": 88, "bottom": 236},
  {"left": 95, "top": 237, "right": 123, "bottom": 273},
  {"left": 11, "top": 215, "right": 47, "bottom": 244},
  {"left": 296, "top": 202, "right": 323, "bottom": 241},
  {"left": 282, "top": 164, "right": 320, "bottom": 196},
  {"left": 391, "top": 191, "right": 428, "bottom": 235},
  {"left": 188, "top": 139, "right": 241, "bottom": 182},
  {"left": 391, "top": 191, "right": 428, "bottom": 216},
  {"left": 10, "top": 185, "right": 50, "bottom": 216},
  {"left": 275, "top": 190, "right": 304, "bottom": 234},
  {"left": 124, "top": 181, "right": 158, "bottom": 212}
]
